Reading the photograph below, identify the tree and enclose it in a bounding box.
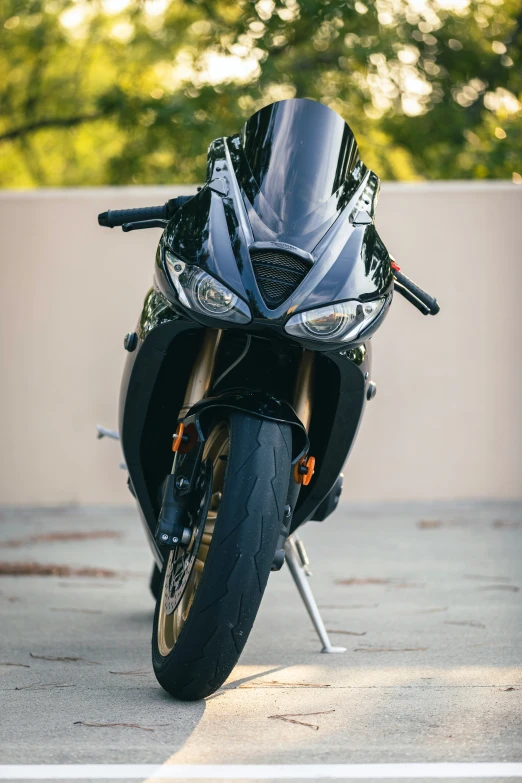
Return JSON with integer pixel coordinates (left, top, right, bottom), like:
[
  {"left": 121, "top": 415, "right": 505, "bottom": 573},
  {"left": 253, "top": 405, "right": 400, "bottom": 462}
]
[{"left": 0, "top": 0, "right": 521, "bottom": 187}]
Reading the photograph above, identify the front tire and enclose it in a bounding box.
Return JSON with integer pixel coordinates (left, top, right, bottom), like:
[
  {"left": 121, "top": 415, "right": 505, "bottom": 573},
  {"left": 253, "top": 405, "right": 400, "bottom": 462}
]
[{"left": 152, "top": 411, "right": 292, "bottom": 700}]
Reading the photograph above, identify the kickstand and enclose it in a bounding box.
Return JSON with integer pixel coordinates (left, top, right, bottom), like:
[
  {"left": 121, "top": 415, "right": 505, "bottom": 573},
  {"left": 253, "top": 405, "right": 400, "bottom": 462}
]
[{"left": 285, "top": 534, "right": 346, "bottom": 654}]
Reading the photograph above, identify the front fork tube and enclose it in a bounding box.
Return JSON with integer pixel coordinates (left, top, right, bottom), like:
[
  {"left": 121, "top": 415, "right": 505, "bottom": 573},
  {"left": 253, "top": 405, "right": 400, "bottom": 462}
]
[
  {"left": 177, "top": 329, "right": 223, "bottom": 422},
  {"left": 272, "top": 350, "right": 315, "bottom": 570},
  {"left": 170, "top": 328, "right": 222, "bottom": 480},
  {"left": 156, "top": 330, "right": 222, "bottom": 548},
  {"left": 293, "top": 349, "right": 315, "bottom": 432}
]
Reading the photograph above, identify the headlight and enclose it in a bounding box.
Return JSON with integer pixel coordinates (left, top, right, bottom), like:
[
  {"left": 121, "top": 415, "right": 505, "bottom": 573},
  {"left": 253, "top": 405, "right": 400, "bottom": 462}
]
[
  {"left": 285, "top": 298, "right": 386, "bottom": 342},
  {"left": 165, "top": 251, "right": 251, "bottom": 324}
]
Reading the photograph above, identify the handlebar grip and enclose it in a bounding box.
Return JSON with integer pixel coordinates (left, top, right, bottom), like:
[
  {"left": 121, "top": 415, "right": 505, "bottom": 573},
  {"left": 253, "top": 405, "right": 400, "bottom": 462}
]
[
  {"left": 393, "top": 281, "right": 430, "bottom": 315},
  {"left": 98, "top": 204, "right": 167, "bottom": 228},
  {"left": 393, "top": 269, "right": 440, "bottom": 315}
]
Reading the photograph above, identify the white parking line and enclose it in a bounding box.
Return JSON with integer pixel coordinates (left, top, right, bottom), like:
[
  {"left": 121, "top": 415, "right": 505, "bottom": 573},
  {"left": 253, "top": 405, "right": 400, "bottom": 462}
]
[{"left": 0, "top": 764, "right": 521, "bottom": 779}]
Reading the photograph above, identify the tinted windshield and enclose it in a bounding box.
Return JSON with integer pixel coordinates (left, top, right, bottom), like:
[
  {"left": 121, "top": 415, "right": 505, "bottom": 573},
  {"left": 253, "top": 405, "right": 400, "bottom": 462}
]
[{"left": 239, "top": 99, "right": 360, "bottom": 225}]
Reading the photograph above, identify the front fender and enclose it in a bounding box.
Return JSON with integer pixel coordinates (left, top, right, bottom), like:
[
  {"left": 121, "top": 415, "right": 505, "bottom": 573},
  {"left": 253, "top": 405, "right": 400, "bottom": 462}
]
[{"left": 187, "top": 389, "right": 308, "bottom": 462}]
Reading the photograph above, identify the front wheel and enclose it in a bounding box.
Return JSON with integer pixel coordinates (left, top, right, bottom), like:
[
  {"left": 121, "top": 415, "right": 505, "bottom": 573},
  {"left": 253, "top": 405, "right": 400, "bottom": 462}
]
[{"left": 152, "top": 411, "right": 292, "bottom": 701}]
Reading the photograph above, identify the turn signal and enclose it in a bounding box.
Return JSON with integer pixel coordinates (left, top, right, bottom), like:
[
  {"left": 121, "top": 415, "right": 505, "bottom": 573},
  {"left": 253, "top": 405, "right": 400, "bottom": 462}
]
[
  {"left": 294, "top": 455, "right": 316, "bottom": 486},
  {"left": 172, "top": 422, "right": 185, "bottom": 452}
]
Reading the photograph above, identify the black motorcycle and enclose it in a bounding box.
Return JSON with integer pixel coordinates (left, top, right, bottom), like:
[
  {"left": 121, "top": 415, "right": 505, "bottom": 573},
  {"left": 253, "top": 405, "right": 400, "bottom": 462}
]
[{"left": 98, "top": 98, "right": 439, "bottom": 701}]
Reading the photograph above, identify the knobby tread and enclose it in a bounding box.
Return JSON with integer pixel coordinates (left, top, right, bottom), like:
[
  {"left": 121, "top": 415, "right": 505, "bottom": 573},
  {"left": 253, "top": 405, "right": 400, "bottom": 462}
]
[{"left": 152, "top": 412, "right": 292, "bottom": 701}]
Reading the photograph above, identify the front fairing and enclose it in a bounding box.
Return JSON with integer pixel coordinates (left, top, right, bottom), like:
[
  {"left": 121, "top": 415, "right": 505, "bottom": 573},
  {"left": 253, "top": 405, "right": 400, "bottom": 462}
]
[
  {"left": 231, "top": 99, "right": 363, "bottom": 249},
  {"left": 156, "top": 99, "right": 393, "bottom": 347}
]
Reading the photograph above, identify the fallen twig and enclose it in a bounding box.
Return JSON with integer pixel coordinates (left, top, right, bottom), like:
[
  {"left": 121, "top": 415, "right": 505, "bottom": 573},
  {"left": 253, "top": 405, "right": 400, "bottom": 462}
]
[
  {"left": 334, "top": 577, "right": 421, "bottom": 588},
  {"left": 417, "top": 520, "right": 469, "bottom": 529},
  {"left": 109, "top": 669, "right": 149, "bottom": 676},
  {"left": 268, "top": 710, "right": 335, "bottom": 731},
  {"left": 58, "top": 582, "right": 123, "bottom": 588},
  {"left": 319, "top": 603, "right": 379, "bottom": 609},
  {"left": 334, "top": 577, "right": 391, "bottom": 586},
  {"left": 0, "top": 662, "right": 30, "bottom": 668},
  {"left": 50, "top": 608, "right": 102, "bottom": 614},
  {"left": 2, "top": 531, "right": 122, "bottom": 548},
  {"left": 355, "top": 646, "right": 428, "bottom": 652},
  {"left": 445, "top": 621, "right": 486, "bottom": 629},
  {"left": 0, "top": 562, "right": 121, "bottom": 578},
  {"left": 239, "top": 681, "right": 330, "bottom": 689},
  {"left": 74, "top": 721, "right": 155, "bottom": 732},
  {"left": 13, "top": 682, "right": 75, "bottom": 691},
  {"left": 30, "top": 653, "right": 100, "bottom": 665},
  {"left": 326, "top": 629, "right": 367, "bottom": 636}
]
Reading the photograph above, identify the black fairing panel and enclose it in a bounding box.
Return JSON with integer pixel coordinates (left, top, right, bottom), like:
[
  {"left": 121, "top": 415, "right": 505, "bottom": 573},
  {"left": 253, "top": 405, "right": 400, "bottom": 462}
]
[
  {"left": 298, "top": 224, "right": 393, "bottom": 310},
  {"left": 162, "top": 181, "right": 248, "bottom": 302},
  {"left": 118, "top": 291, "right": 372, "bottom": 562}
]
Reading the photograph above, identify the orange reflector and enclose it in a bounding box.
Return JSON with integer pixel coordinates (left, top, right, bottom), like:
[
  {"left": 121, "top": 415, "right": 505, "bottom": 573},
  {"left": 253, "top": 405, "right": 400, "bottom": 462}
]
[
  {"left": 172, "top": 422, "right": 185, "bottom": 452},
  {"left": 294, "top": 455, "right": 316, "bottom": 486}
]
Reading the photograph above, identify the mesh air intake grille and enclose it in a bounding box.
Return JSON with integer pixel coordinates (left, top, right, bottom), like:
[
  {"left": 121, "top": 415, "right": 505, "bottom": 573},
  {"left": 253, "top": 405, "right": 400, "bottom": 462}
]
[{"left": 250, "top": 249, "right": 309, "bottom": 308}]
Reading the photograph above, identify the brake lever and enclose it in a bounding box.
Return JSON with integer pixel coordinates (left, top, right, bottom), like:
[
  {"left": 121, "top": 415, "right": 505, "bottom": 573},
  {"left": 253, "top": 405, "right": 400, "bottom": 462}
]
[{"left": 122, "top": 219, "right": 168, "bottom": 232}]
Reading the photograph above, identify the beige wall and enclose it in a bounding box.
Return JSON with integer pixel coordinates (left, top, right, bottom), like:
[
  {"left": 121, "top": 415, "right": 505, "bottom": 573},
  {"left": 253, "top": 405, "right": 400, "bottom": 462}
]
[{"left": 1, "top": 182, "right": 521, "bottom": 505}]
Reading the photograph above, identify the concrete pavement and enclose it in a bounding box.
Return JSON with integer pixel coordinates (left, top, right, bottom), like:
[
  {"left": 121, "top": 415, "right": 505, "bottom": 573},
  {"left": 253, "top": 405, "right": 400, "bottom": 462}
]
[{"left": 0, "top": 501, "right": 521, "bottom": 781}]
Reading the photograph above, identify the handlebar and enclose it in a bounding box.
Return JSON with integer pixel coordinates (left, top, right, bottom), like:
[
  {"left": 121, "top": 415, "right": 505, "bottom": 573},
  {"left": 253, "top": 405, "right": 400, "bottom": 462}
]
[
  {"left": 98, "top": 196, "right": 194, "bottom": 229},
  {"left": 392, "top": 261, "right": 440, "bottom": 316},
  {"left": 98, "top": 205, "right": 440, "bottom": 318},
  {"left": 98, "top": 204, "right": 167, "bottom": 227}
]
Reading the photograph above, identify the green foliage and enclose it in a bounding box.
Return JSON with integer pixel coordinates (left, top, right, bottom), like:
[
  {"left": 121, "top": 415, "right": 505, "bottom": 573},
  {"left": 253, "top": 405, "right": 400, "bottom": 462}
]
[{"left": 0, "top": 0, "right": 521, "bottom": 186}]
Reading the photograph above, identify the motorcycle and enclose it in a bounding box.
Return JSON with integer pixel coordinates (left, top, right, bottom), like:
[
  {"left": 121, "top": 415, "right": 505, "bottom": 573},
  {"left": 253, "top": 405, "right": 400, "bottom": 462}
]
[{"left": 97, "top": 98, "right": 439, "bottom": 701}]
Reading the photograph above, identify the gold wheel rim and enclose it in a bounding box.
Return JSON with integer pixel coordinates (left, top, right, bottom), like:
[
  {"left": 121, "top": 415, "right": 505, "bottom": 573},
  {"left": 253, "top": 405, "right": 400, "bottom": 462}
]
[{"left": 157, "top": 421, "right": 229, "bottom": 657}]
